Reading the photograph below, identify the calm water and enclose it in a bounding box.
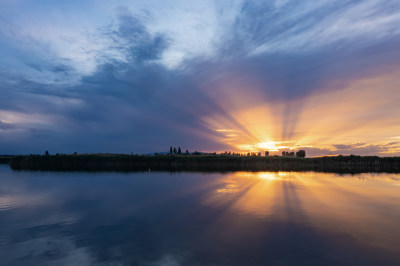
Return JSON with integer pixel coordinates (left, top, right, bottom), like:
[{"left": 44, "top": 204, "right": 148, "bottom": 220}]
[{"left": 0, "top": 165, "right": 400, "bottom": 265}]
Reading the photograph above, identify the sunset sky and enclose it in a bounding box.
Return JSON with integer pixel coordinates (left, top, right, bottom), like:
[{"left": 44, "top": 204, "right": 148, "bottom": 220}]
[{"left": 1, "top": 0, "right": 400, "bottom": 156}]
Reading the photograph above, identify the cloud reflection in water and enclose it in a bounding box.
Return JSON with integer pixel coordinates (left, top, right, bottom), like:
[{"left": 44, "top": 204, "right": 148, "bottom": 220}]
[{"left": 0, "top": 167, "right": 400, "bottom": 265}]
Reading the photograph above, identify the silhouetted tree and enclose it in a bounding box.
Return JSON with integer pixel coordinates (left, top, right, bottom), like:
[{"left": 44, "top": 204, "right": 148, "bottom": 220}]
[
  {"left": 265, "top": 151, "right": 269, "bottom": 156},
  {"left": 170, "top": 146, "right": 173, "bottom": 154},
  {"left": 186, "top": 149, "right": 189, "bottom": 154},
  {"left": 45, "top": 150, "right": 49, "bottom": 156},
  {"left": 173, "top": 147, "right": 177, "bottom": 154},
  {"left": 178, "top": 147, "right": 181, "bottom": 154},
  {"left": 296, "top": 150, "right": 306, "bottom": 158}
]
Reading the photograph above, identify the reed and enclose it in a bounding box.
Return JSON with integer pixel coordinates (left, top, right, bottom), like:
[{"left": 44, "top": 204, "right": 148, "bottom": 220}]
[{"left": 8, "top": 154, "right": 400, "bottom": 173}]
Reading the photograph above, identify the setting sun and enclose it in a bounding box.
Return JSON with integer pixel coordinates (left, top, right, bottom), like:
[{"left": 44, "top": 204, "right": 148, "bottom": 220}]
[
  {"left": 236, "top": 141, "right": 292, "bottom": 152},
  {"left": 1, "top": 1, "right": 400, "bottom": 265}
]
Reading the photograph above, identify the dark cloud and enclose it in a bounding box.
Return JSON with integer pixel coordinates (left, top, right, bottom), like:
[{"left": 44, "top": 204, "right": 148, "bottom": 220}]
[
  {"left": 195, "top": 0, "right": 400, "bottom": 139},
  {"left": 115, "top": 12, "right": 170, "bottom": 62},
  {"left": 1, "top": 2, "right": 400, "bottom": 154},
  {"left": 333, "top": 143, "right": 366, "bottom": 150},
  {"left": 304, "top": 142, "right": 400, "bottom": 157}
]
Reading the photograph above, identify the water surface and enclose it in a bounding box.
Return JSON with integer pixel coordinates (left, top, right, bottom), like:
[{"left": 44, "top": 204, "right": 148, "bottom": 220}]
[{"left": 0, "top": 165, "right": 399, "bottom": 265}]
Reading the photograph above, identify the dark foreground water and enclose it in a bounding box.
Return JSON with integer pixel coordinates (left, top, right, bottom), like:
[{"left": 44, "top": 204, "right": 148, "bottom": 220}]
[{"left": 0, "top": 165, "right": 399, "bottom": 265}]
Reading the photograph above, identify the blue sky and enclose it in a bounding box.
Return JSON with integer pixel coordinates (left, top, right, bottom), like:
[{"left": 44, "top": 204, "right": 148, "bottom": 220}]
[{"left": 1, "top": 0, "right": 400, "bottom": 156}]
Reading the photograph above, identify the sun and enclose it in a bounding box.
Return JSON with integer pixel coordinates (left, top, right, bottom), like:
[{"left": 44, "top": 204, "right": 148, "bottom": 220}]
[
  {"left": 235, "top": 141, "right": 292, "bottom": 152},
  {"left": 256, "top": 141, "right": 280, "bottom": 151}
]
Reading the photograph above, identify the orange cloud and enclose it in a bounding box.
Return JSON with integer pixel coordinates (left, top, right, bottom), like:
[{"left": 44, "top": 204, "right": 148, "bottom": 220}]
[{"left": 201, "top": 70, "right": 400, "bottom": 156}]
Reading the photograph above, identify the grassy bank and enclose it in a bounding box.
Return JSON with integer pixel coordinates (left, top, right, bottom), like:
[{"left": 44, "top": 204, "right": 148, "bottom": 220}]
[
  {"left": 8, "top": 154, "right": 400, "bottom": 173},
  {"left": 0, "top": 155, "right": 14, "bottom": 164}
]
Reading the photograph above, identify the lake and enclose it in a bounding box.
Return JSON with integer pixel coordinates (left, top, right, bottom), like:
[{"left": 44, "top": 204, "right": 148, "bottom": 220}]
[{"left": 0, "top": 165, "right": 399, "bottom": 265}]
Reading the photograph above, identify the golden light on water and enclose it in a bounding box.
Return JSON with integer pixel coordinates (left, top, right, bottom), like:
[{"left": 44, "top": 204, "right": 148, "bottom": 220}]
[
  {"left": 202, "top": 171, "right": 400, "bottom": 256},
  {"left": 237, "top": 171, "right": 292, "bottom": 181}
]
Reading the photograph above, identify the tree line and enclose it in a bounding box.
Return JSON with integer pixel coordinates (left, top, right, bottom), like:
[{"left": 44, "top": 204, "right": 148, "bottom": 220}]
[{"left": 170, "top": 146, "right": 189, "bottom": 154}]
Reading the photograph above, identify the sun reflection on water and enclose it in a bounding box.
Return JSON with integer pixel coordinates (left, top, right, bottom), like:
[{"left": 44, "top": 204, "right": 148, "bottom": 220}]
[
  {"left": 1, "top": 168, "right": 400, "bottom": 265},
  {"left": 204, "top": 171, "right": 400, "bottom": 257}
]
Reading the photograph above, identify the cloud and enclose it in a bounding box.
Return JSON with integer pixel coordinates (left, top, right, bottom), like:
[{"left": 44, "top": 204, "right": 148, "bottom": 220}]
[
  {"left": 333, "top": 143, "right": 367, "bottom": 150},
  {"left": 0, "top": 120, "right": 15, "bottom": 130},
  {"left": 303, "top": 142, "right": 400, "bottom": 157},
  {"left": 0, "top": 1, "right": 400, "bottom": 154}
]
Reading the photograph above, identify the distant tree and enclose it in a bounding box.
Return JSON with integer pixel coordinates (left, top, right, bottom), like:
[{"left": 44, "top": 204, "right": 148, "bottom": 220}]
[
  {"left": 173, "top": 147, "right": 177, "bottom": 154},
  {"left": 296, "top": 150, "right": 306, "bottom": 158},
  {"left": 74, "top": 152, "right": 78, "bottom": 155},
  {"left": 289, "top": 152, "right": 295, "bottom": 157},
  {"left": 170, "top": 146, "right": 173, "bottom": 154},
  {"left": 178, "top": 147, "right": 181, "bottom": 154},
  {"left": 265, "top": 151, "right": 269, "bottom": 156},
  {"left": 186, "top": 149, "right": 189, "bottom": 154},
  {"left": 282, "top": 151, "right": 286, "bottom": 156},
  {"left": 45, "top": 150, "right": 49, "bottom": 156}
]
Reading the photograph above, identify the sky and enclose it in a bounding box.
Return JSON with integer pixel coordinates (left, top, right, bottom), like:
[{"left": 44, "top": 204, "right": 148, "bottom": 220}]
[{"left": 1, "top": 0, "right": 400, "bottom": 156}]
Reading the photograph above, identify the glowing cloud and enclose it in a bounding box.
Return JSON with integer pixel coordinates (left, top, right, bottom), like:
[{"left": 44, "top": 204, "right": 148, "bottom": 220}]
[{"left": 0, "top": 1, "right": 400, "bottom": 155}]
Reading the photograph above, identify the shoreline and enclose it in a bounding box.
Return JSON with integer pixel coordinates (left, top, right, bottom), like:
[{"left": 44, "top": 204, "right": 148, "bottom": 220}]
[{"left": 6, "top": 154, "right": 400, "bottom": 173}]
